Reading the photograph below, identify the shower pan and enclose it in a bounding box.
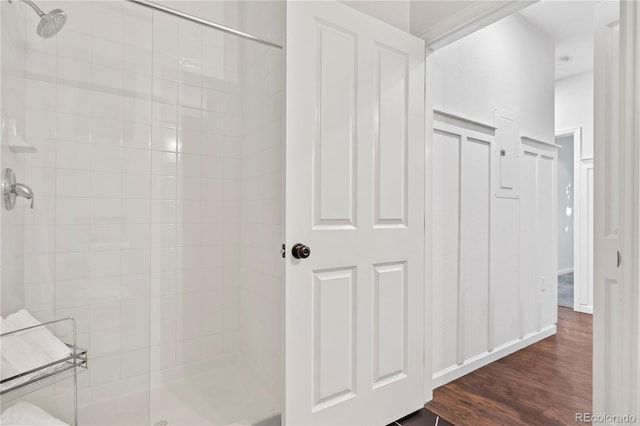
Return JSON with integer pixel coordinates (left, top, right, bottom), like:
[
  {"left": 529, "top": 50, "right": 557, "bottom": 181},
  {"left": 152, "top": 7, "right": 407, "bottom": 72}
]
[{"left": 0, "top": 0, "right": 285, "bottom": 424}]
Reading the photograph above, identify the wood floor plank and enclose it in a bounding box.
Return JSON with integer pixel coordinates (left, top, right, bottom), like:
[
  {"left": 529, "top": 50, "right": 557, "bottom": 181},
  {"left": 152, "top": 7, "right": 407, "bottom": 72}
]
[{"left": 426, "top": 308, "right": 592, "bottom": 426}]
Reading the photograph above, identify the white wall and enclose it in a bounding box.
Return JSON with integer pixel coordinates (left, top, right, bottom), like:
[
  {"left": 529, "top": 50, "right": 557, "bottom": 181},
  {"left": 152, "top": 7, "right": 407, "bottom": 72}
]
[
  {"left": 430, "top": 13, "right": 557, "bottom": 387},
  {"left": 557, "top": 134, "right": 574, "bottom": 273},
  {"left": 556, "top": 71, "right": 594, "bottom": 158},
  {"left": 431, "top": 14, "right": 555, "bottom": 143}
]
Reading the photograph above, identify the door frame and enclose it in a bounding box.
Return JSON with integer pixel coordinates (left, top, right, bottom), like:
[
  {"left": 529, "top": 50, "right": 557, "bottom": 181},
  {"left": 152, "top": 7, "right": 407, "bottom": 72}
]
[
  {"left": 555, "top": 126, "right": 594, "bottom": 314},
  {"left": 421, "top": 0, "right": 640, "bottom": 414},
  {"left": 617, "top": 0, "right": 640, "bottom": 414}
]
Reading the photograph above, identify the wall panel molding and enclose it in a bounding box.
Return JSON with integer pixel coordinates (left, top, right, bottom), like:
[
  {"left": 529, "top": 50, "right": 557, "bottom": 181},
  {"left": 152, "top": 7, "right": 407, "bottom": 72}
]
[
  {"left": 432, "top": 117, "right": 494, "bottom": 373},
  {"left": 432, "top": 114, "right": 558, "bottom": 388},
  {"left": 434, "top": 109, "right": 497, "bottom": 134}
]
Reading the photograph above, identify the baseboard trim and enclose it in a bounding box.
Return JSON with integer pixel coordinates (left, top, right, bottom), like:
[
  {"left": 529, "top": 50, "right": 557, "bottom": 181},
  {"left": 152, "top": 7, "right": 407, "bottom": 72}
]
[
  {"left": 558, "top": 267, "right": 574, "bottom": 275},
  {"left": 432, "top": 325, "right": 557, "bottom": 388},
  {"left": 575, "top": 305, "right": 593, "bottom": 315}
]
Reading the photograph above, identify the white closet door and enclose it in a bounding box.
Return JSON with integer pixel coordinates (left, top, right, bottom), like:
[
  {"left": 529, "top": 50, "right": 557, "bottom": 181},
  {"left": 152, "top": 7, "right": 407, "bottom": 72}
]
[{"left": 285, "top": 2, "right": 426, "bottom": 425}]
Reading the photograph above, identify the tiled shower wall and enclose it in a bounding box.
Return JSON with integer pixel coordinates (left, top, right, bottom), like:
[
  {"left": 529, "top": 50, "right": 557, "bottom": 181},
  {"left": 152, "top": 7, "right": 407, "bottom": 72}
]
[
  {"left": 239, "top": 1, "right": 284, "bottom": 394},
  {"left": 1, "top": 1, "right": 283, "bottom": 424},
  {"left": 0, "top": 0, "right": 28, "bottom": 316}
]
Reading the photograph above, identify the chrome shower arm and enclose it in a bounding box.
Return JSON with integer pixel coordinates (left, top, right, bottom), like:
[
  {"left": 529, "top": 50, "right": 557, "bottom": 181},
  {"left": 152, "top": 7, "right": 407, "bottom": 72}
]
[{"left": 9, "top": 0, "right": 46, "bottom": 17}]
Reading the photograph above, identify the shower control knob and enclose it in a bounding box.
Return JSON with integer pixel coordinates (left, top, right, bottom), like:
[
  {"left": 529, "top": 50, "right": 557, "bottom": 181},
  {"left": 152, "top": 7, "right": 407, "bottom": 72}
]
[{"left": 292, "top": 243, "right": 311, "bottom": 259}]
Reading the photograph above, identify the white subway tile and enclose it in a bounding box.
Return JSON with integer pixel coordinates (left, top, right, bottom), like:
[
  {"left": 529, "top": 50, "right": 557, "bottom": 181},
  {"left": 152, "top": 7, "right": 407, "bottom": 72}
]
[
  {"left": 26, "top": 167, "right": 56, "bottom": 196},
  {"left": 90, "top": 198, "right": 122, "bottom": 220},
  {"left": 122, "top": 148, "right": 151, "bottom": 175},
  {"left": 176, "top": 224, "right": 201, "bottom": 247},
  {"left": 178, "top": 83, "right": 202, "bottom": 109},
  {"left": 121, "top": 299, "right": 150, "bottom": 326},
  {"left": 122, "top": 174, "right": 151, "bottom": 199},
  {"left": 150, "top": 224, "right": 176, "bottom": 249},
  {"left": 26, "top": 108, "right": 56, "bottom": 139},
  {"left": 123, "top": 45, "right": 152, "bottom": 76},
  {"left": 57, "top": 141, "right": 91, "bottom": 170},
  {"left": 151, "top": 200, "right": 176, "bottom": 224},
  {"left": 178, "top": 129, "right": 202, "bottom": 154},
  {"left": 90, "top": 251, "right": 122, "bottom": 278},
  {"left": 121, "top": 249, "right": 151, "bottom": 276},
  {"left": 91, "top": 171, "right": 122, "bottom": 198},
  {"left": 123, "top": 98, "right": 152, "bottom": 123},
  {"left": 122, "top": 199, "right": 150, "bottom": 223},
  {"left": 92, "top": 92, "right": 123, "bottom": 121},
  {"left": 56, "top": 225, "right": 91, "bottom": 253},
  {"left": 91, "top": 301, "right": 122, "bottom": 332},
  {"left": 122, "top": 224, "right": 151, "bottom": 250},
  {"left": 151, "top": 151, "right": 177, "bottom": 176},
  {"left": 25, "top": 50, "right": 56, "bottom": 78},
  {"left": 121, "top": 323, "right": 150, "bottom": 351},
  {"left": 177, "top": 154, "right": 201, "bottom": 177},
  {"left": 92, "top": 118, "right": 122, "bottom": 146},
  {"left": 150, "top": 248, "right": 177, "bottom": 272},
  {"left": 152, "top": 78, "right": 178, "bottom": 105},
  {"left": 90, "top": 276, "right": 121, "bottom": 304},
  {"left": 91, "top": 38, "right": 124, "bottom": 70},
  {"left": 91, "top": 145, "right": 123, "bottom": 172},
  {"left": 122, "top": 122, "right": 151, "bottom": 149},
  {"left": 56, "top": 252, "right": 90, "bottom": 281},
  {"left": 120, "top": 348, "right": 149, "bottom": 378},
  {"left": 123, "top": 71, "right": 152, "bottom": 100},
  {"left": 26, "top": 80, "right": 57, "bottom": 111},
  {"left": 57, "top": 170, "right": 91, "bottom": 197},
  {"left": 151, "top": 125, "right": 178, "bottom": 152},
  {"left": 58, "top": 57, "right": 92, "bottom": 86},
  {"left": 176, "top": 176, "right": 201, "bottom": 201},
  {"left": 56, "top": 197, "right": 91, "bottom": 225},
  {"left": 152, "top": 52, "right": 178, "bottom": 82},
  {"left": 151, "top": 175, "right": 177, "bottom": 200},
  {"left": 90, "top": 355, "right": 121, "bottom": 386},
  {"left": 57, "top": 113, "right": 91, "bottom": 143},
  {"left": 92, "top": 63, "right": 123, "bottom": 91},
  {"left": 24, "top": 225, "right": 55, "bottom": 254},
  {"left": 121, "top": 273, "right": 150, "bottom": 301},
  {"left": 91, "top": 329, "right": 122, "bottom": 357}
]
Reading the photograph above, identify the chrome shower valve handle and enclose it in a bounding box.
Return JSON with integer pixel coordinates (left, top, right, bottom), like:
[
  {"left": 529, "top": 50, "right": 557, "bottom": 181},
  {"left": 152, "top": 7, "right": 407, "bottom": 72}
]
[{"left": 3, "top": 169, "right": 35, "bottom": 210}]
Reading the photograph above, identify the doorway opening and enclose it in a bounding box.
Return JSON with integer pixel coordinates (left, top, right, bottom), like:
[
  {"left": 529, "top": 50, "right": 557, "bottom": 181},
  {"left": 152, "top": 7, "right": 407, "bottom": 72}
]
[
  {"left": 425, "top": 0, "right": 600, "bottom": 423},
  {"left": 556, "top": 132, "right": 575, "bottom": 309}
]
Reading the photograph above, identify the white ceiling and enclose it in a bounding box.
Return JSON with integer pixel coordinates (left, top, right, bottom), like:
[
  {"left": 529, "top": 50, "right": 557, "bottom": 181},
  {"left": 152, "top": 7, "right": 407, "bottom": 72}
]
[{"left": 518, "top": 0, "right": 598, "bottom": 80}]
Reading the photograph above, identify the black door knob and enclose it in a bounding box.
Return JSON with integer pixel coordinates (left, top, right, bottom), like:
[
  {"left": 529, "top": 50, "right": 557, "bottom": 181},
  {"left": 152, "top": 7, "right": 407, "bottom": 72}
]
[{"left": 292, "top": 243, "right": 311, "bottom": 259}]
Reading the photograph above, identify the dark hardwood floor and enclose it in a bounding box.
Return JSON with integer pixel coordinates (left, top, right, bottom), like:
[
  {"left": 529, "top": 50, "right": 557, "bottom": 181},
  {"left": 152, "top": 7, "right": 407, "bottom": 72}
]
[{"left": 426, "top": 307, "right": 592, "bottom": 426}]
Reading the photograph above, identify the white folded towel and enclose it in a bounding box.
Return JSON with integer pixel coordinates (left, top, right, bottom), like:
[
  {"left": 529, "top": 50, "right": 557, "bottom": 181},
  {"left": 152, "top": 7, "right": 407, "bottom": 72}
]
[
  {"left": 1, "top": 401, "right": 69, "bottom": 425},
  {"left": 0, "top": 319, "right": 52, "bottom": 383},
  {"left": 3, "top": 310, "right": 71, "bottom": 361},
  {"left": 1, "top": 310, "right": 71, "bottom": 385}
]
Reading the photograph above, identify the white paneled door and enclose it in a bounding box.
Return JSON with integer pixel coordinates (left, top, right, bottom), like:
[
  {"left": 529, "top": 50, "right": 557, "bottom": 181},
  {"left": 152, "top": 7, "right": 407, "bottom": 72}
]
[
  {"left": 593, "top": 0, "right": 628, "bottom": 419},
  {"left": 285, "top": 2, "right": 426, "bottom": 425}
]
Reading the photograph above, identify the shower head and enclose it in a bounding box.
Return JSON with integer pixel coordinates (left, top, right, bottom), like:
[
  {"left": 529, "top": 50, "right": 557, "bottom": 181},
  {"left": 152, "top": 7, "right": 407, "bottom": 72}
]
[
  {"left": 9, "top": 0, "right": 66, "bottom": 39},
  {"left": 36, "top": 9, "right": 67, "bottom": 38}
]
